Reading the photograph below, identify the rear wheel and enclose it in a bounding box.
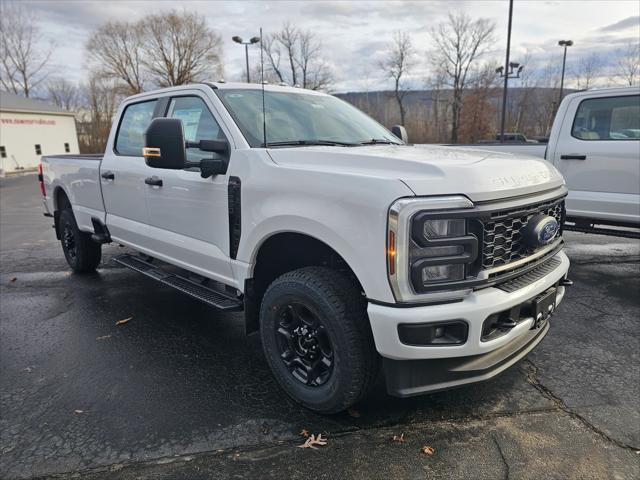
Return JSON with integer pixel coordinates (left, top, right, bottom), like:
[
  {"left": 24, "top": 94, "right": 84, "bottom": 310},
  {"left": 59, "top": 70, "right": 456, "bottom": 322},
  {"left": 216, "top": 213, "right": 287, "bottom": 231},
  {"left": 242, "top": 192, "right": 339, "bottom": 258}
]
[
  {"left": 59, "top": 208, "right": 102, "bottom": 273},
  {"left": 259, "top": 267, "right": 379, "bottom": 413}
]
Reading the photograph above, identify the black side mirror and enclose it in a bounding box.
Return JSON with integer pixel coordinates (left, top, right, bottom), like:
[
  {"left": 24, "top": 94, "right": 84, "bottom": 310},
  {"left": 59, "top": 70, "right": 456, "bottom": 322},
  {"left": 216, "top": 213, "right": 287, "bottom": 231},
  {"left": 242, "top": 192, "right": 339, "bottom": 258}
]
[
  {"left": 143, "top": 118, "right": 187, "bottom": 169},
  {"left": 391, "top": 125, "right": 409, "bottom": 143},
  {"left": 144, "top": 118, "right": 230, "bottom": 177}
]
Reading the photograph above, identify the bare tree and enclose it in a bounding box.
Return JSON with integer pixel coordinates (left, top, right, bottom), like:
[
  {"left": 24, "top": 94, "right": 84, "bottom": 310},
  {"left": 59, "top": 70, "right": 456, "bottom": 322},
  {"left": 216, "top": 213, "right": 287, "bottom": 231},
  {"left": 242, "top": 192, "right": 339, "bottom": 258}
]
[
  {"left": 262, "top": 23, "right": 333, "bottom": 90},
  {"left": 379, "top": 32, "right": 414, "bottom": 125},
  {"left": 573, "top": 53, "right": 603, "bottom": 89},
  {"left": 458, "top": 62, "right": 500, "bottom": 143},
  {"left": 76, "top": 75, "right": 122, "bottom": 153},
  {"left": 46, "top": 78, "right": 81, "bottom": 111},
  {"left": 141, "top": 11, "right": 223, "bottom": 87},
  {"left": 86, "top": 21, "right": 145, "bottom": 94},
  {"left": 614, "top": 42, "right": 640, "bottom": 86},
  {"left": 86, "top": 11, "right": 223, "bottom": 92},
  {"left": 0, "top": 3, "right": 53, "bottom": 97},
  {"left": 430, "top": 12, "right": 496, "bottom": 143}
]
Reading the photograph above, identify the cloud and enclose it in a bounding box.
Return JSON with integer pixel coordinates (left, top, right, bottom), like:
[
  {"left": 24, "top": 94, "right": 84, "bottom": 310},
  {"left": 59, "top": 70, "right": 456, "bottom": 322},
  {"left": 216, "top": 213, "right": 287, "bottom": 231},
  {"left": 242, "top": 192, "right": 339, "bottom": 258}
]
[
  {"left": 13, "top": 0, "right": 640, "bottom": 92},
  {"left": 599, "top": 16, "right": 640, "bottom": 32}
]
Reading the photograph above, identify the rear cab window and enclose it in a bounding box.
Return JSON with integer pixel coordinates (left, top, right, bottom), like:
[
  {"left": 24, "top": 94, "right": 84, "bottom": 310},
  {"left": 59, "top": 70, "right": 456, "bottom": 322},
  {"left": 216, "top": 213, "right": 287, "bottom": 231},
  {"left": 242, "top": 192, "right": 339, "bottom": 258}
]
[
  {"left": 571, "top": 95, "right": 640, "bottom": 141},
  {"left": 115, "top": 100, "right": 158, "bottom": 156}
]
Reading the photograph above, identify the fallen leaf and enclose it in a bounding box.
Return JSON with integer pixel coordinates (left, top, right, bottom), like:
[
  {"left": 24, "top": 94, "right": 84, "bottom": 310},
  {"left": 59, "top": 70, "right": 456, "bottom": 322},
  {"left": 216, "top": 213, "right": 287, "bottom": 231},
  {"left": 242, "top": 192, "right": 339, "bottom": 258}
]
[
  {"left": 391, "top": 433, "right": 405, "bottom": 443},
  {"left": 299, "top": 429, "right": 310, "bottom": 438},
  {"left": 96, "top": 335, "right": 112, "bottom": 341},
  {"left": 74, "top": 410, "right": 84, "bottom": 414},
  {"left": 10, "top": 277, "right": 17, "bottom": 283},
  {"left": 298, "top": 433, "right": 328, "bottom": 449},
  {"left": 115, "top": 316, "right": 133, "bottom": 326},
  {"left": 421, "top": 446, "right": 435, "bottom": 455},
  {"left": 348, "top": 407, "right": 361, "bottom": 418}
]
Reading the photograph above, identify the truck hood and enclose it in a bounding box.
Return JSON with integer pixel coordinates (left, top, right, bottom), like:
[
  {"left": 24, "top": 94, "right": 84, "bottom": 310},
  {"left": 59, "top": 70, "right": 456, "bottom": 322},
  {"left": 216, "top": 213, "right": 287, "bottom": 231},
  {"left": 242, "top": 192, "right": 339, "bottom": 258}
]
[{"left": 267, "top": 144, "right": 564, "bottom": 202}]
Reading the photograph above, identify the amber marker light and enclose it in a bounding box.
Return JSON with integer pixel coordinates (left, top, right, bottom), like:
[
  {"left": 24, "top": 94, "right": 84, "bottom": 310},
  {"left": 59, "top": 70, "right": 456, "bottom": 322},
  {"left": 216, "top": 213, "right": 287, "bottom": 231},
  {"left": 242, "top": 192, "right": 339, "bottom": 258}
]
[{"left": 388, "top": 230, "right": 396, "bottom": 275}]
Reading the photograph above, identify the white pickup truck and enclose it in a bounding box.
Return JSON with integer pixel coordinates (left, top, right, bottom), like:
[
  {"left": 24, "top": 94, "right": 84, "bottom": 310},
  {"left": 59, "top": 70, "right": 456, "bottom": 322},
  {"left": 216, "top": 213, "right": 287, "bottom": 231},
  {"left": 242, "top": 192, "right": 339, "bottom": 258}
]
[
  {"left": 40, "top": 83, "right": 571, "bottom": 413},
  {"left": 451, "top": 87, "right": 640, "bottom": 233}
]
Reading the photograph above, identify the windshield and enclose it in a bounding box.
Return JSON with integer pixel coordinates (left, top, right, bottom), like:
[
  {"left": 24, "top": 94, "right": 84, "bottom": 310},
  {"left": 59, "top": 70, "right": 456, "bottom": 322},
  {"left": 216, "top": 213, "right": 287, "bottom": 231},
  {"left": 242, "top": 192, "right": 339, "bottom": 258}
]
[{"left": 215, "top": 89, "right": 401, "bottom": 147}]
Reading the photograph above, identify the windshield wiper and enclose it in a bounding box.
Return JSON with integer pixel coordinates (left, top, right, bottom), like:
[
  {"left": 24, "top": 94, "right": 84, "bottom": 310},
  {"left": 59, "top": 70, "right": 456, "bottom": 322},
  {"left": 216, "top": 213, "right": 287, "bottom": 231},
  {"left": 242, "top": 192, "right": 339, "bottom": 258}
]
[
  {"left": 358, "top": 138, "right": 401, "bottom": 145},
  {"left": 262, "top": 140, "right": 357, "bottom": 147}
]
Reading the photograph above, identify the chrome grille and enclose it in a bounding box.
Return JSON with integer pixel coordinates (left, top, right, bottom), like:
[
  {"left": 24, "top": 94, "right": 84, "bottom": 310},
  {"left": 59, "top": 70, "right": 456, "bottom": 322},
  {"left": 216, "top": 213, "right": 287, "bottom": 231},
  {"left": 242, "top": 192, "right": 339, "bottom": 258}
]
[{"left": 480, "top": 199, "right": 564, "bottom": 270}]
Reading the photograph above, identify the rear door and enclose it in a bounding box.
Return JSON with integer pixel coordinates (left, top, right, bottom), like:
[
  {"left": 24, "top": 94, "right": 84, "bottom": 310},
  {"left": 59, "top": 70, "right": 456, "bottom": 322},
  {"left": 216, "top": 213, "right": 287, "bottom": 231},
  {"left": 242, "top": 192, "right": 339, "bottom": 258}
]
[
  {"left": 101, "top": 98, "right": 159, "bottom": 246},
  {"left": 144, "top": 93, "right": 235, "bottom": 284},
  {"left": 551, "top": 93, "right": 640, "bottom": 224}
]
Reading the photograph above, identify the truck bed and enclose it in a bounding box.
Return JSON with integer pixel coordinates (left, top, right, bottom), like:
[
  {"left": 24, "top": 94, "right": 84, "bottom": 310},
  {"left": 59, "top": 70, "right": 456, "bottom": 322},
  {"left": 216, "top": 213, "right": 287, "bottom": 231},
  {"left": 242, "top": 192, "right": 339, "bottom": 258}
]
[
  {"left": 44, "top": 154, "right": 103, "bottom": 161},
  {"left": 42, "top": 153, "right": 105, "bottom": 233}
]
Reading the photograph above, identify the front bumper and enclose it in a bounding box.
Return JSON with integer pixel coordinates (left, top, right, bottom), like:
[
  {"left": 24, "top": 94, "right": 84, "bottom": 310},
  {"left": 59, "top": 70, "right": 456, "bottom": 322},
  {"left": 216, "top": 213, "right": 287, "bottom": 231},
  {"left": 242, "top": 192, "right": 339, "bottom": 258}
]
[{"left": 367, "top": 250, "right": 570, "bottom": 395}]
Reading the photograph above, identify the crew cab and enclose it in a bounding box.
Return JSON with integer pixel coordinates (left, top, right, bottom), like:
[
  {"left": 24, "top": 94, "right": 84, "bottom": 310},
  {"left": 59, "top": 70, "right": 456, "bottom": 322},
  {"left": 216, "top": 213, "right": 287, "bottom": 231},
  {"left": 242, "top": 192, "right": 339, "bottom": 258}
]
[
  {"left": 450, "top": 87, "right": 640, "bottom": 232},
  {"left": 40, "top": 83, "right": 571, "bottom": 413}
]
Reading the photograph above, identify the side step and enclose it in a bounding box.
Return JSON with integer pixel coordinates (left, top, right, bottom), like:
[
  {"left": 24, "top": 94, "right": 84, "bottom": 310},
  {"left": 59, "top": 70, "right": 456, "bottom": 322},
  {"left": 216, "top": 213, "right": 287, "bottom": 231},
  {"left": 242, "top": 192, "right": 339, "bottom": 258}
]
[{"left": 113, "top": 254, "right": 243, "bottom": 311}]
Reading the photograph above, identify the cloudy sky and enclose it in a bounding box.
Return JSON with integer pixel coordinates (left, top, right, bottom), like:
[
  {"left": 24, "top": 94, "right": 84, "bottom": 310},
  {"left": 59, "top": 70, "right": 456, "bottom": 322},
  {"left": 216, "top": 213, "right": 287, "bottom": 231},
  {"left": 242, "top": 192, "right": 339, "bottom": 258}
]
[{"left": 10, "top": 0, "right": 640, "bottom": 92}]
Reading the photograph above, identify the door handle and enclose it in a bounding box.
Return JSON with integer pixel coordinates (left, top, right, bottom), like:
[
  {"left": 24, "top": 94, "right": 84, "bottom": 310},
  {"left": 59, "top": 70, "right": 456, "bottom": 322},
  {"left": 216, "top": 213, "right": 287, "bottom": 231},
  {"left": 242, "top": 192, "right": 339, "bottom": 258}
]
[
  {"left": 144, "top": 176, "right": 163, "bottom": 187},
  {"left": 560, "top": 154, "right": 587, "bottom": 160},
  {"left": 101, "top": 171, "right": 115, "bottom": 180}
]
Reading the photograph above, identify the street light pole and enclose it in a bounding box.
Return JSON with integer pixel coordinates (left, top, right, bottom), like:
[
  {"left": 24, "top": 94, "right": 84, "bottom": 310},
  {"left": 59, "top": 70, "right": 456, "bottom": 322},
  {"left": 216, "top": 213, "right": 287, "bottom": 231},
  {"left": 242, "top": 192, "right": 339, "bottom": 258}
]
[
  {"left": 499, "top": 0, "right": 514, "bottom": 144},
  {"left": 232, "top": 35, "right": 261, "bottom": 83},
  {"left": 558, "top": 40, "right": 573, "bottom": 107}
]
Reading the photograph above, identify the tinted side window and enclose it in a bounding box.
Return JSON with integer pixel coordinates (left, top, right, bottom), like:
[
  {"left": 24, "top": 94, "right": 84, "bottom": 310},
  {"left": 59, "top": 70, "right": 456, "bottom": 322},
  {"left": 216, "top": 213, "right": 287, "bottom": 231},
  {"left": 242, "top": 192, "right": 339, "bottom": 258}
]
[
  {"left": 571, "top": 95, "right": 640, "bottom": 141},
  {"left": 168, "top": 96, "right": 224, "bottom": 162},
  {"left": 115, "top": 100, "right": 158, "bottom": 156}
]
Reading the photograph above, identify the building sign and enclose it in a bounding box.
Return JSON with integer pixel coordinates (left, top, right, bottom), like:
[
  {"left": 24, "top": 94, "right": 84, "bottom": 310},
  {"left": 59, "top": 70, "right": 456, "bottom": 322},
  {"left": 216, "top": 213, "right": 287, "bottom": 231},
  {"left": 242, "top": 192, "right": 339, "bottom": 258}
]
[{"left": 1, "top": 118, "right": 57, "bottom": 125}]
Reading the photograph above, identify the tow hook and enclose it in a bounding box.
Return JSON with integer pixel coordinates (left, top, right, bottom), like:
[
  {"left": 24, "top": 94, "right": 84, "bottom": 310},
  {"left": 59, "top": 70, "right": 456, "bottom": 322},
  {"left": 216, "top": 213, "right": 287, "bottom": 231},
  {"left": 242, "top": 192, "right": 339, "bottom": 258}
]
[{"left": 560, "top": 278, "right": 573, "bottom": 287}]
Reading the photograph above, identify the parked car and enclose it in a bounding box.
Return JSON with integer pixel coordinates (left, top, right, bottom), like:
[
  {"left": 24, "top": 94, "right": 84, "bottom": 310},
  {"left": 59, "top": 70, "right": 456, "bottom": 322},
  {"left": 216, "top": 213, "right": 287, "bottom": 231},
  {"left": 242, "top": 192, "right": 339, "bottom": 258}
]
[
  {"left": 448, "top": 87, "right": 640, "bottom": 230},
  {"left": 40, "top": 83, "right": 571, "bottom": 413}
]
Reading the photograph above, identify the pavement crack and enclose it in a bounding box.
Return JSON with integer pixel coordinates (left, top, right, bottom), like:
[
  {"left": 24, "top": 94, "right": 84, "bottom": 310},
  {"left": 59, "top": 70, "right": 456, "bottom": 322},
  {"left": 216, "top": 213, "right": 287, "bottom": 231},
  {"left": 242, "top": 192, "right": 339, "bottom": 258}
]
[
  {"left": 491, "top": 434, "right": 510, "bottom": 480},
  {"left": 523, "top": 359, "right": 640, "bottom": 453}
]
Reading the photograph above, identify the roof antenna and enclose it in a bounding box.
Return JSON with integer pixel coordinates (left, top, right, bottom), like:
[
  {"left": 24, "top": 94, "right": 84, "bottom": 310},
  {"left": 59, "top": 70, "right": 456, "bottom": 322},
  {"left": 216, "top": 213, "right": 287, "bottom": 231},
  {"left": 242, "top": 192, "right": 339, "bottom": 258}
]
[{"left": 260, "top": 27, "right": 267, "bottom": 147}]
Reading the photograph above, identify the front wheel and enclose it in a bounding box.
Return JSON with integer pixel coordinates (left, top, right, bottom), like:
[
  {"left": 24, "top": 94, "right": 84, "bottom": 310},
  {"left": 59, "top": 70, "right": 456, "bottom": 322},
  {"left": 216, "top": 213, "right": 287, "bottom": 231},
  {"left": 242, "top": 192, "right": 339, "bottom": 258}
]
[
  {"left": 259, "top": 267, "right": 379, "bottom": 413},
  {"left": 59, "top": 208, "right": 102, "bottom": 273}
]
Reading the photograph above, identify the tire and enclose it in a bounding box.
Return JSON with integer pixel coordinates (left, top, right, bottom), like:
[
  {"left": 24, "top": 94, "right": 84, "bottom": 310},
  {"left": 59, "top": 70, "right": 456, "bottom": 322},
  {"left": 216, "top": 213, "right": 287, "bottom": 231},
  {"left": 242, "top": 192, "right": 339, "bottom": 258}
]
[
  {"left": 58, "top": 208, "right": 102, "bottom": 273},
  {"left": 259, "top": 267, "right": 379, "bottom": 413}
]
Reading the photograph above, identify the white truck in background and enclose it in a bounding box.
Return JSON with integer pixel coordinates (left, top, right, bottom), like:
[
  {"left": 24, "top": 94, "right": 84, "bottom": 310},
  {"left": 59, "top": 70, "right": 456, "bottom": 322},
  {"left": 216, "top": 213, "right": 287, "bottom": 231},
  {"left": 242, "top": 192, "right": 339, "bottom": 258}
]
[
  {"left": 40, "top": 82, "right": 572, "bottom": 413},
  {"left": 448, "top": 87, "right": 640, "bottom": 234}
]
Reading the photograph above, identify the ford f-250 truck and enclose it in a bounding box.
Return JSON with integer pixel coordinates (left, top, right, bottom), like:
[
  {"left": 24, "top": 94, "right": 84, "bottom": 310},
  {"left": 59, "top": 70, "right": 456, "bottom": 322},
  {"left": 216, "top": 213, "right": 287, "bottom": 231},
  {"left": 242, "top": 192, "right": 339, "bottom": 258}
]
[{"left": 40, "top": 82, "right": 571, "bottom": 413}]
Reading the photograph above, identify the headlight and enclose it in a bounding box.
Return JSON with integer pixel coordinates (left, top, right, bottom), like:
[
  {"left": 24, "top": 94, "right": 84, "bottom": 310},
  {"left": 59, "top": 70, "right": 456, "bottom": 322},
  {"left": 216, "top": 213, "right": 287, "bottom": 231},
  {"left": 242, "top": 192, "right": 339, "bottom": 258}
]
[
  {"left": 388, "top": 197, "right": 478, "bottom": 303},
  {"left": 420, "top": 219, "right": 466, "bottom": 240}
]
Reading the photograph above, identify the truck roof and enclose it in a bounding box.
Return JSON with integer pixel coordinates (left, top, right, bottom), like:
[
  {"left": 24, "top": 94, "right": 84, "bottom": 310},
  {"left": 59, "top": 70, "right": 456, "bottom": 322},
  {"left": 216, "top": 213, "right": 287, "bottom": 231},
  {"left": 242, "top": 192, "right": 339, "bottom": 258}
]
[
  {"left": 565, "top": 85, "right": 640, "bottom": 99},
  {"left": 124, "top": 81, "right": 327, "bottom": 102}
]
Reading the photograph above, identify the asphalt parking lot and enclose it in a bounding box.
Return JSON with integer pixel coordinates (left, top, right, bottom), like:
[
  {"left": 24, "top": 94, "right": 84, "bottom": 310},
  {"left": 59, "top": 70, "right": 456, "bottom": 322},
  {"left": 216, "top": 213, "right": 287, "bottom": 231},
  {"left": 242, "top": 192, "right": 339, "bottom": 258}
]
[{"left": 1, "top": 173, "right": 639, "bottom": 479}]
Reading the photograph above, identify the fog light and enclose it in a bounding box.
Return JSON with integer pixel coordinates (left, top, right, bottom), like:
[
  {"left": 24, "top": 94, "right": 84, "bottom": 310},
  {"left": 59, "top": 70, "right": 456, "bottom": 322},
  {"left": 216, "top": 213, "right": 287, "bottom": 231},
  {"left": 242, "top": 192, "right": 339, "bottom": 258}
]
[{"left": 398, "top": 321, "right": 468, "bottom": 346}]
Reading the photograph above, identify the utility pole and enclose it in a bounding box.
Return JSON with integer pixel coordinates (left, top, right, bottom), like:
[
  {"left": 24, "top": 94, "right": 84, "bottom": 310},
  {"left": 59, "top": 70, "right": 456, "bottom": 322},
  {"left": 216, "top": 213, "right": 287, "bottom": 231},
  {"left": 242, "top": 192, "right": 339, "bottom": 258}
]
[{"left": 499, "top": 0, "right": 514, "bottom": 144}]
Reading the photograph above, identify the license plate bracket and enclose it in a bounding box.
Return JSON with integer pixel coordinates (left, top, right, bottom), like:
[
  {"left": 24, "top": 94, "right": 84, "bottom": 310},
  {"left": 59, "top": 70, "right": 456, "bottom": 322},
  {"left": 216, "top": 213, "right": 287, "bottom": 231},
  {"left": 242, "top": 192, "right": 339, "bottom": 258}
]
[{"left": 532, "top": 287, "right": 557, "bottom": 328}]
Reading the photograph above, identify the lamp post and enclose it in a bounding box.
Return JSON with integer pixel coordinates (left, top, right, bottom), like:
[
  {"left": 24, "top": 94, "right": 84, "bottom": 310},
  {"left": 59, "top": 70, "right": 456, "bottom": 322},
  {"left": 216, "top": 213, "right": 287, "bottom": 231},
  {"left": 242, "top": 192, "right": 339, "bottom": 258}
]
[
  {"left": 498, "top": 0, "right": 525, "bottom": 143},
  {"left": 232, "top": 35, "right": 261, "bottom": 83},
  {"left": 558, "top": 40, "right": 573, "bottom": 106}
]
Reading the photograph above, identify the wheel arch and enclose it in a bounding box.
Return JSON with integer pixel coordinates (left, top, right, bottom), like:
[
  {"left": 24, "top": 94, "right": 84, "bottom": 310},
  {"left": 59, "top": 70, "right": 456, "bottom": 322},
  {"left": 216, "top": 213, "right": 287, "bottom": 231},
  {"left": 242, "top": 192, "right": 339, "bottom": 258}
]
[
  {"left": 243, "top": 231, "right": 366, "bottom": 334},
  {"left": 52, "top": 186, "right": 71, "bottom": 239}
]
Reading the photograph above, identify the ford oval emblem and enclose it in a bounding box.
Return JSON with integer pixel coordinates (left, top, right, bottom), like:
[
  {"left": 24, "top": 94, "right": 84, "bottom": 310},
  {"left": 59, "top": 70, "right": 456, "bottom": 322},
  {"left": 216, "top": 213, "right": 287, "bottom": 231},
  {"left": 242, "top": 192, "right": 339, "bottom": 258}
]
[{"left": 523, "top": 214, "right": 559, "bottom": 248}]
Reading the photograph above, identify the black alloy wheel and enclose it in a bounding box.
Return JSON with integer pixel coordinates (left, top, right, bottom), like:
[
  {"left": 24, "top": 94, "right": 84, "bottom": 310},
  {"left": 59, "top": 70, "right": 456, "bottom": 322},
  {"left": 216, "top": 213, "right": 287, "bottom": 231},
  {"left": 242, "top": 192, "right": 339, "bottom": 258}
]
[{"left": 275, "top": 302, "right": 334, "bottom": 387}]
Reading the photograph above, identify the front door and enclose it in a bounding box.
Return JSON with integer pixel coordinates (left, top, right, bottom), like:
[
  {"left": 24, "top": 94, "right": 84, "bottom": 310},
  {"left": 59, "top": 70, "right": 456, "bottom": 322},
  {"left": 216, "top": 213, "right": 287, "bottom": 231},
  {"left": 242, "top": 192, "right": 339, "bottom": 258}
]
[{"left": 144, "top": 94, "right": 235, "bottom": 285}]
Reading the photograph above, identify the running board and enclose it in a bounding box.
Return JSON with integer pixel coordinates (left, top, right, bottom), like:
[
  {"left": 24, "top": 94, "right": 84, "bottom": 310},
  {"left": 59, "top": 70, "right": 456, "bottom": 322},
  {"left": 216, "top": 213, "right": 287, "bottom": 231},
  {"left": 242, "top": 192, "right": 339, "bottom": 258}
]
[{"left": 112, "top": 254, "right": 243, "bottom": 311}]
